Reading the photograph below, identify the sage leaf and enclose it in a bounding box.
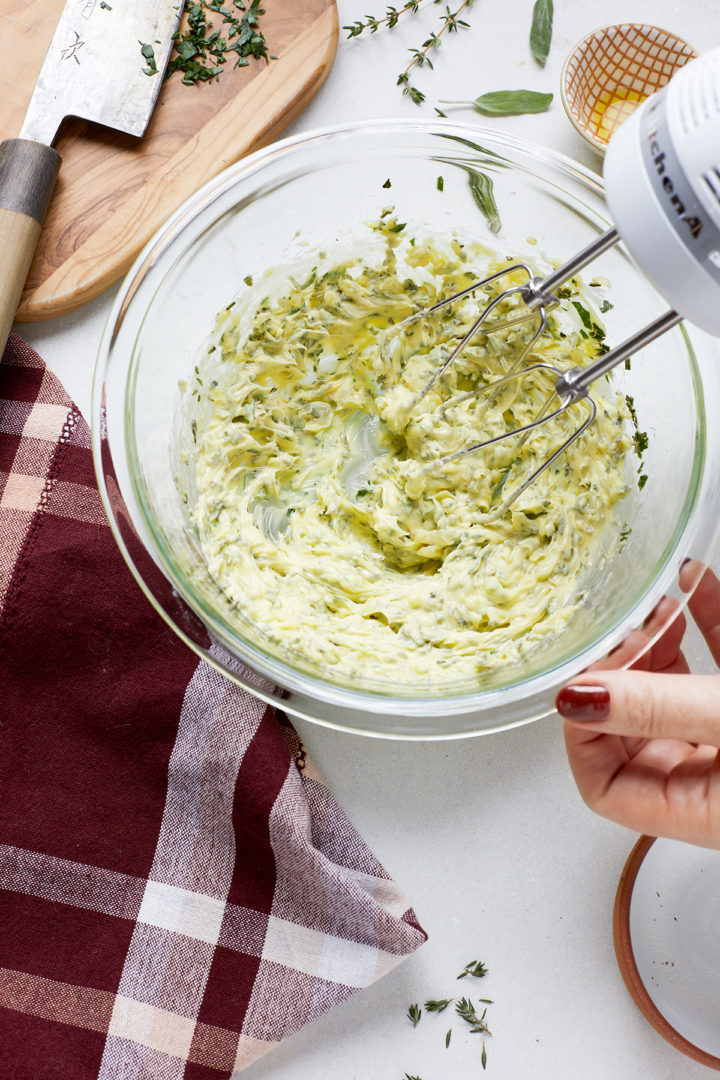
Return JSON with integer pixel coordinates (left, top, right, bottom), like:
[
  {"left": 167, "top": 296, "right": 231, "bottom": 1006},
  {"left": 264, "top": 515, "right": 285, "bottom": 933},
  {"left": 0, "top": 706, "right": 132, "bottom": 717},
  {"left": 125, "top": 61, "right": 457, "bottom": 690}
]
[
  {"left": 446, "top": 89, "right": 553, "bottom": 115},
  {"left": 467, "top": 169, "right": 501, "bottom": 233},
  {"left": 530, "top": 0, "right": 553, "bottom": 66}
]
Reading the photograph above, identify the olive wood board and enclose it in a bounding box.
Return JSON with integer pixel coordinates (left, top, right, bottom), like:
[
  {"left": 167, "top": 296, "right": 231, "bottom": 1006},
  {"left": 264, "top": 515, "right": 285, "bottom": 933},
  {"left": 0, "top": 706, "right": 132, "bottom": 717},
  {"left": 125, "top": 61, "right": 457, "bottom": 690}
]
[{"left": 0, "top": 0, "right": 338, "bottom": 321}]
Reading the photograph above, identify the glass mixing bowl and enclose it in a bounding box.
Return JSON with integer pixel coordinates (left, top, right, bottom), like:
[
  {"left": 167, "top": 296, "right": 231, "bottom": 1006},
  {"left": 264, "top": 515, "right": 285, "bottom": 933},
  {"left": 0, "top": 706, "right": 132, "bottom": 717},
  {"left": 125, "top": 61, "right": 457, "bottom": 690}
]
[{"left": 92, "top": 119, "right": 720, "bottom": 739}]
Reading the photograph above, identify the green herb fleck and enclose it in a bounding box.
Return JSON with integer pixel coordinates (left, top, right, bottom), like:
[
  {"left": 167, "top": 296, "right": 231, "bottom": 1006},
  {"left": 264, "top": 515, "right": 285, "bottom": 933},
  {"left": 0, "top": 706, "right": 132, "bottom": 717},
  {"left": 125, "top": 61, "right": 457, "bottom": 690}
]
[
  {"left": 437, "top": 175, "right": 444, "bottom": 192},
  {"left": 243, "top": 274, "right": 253, "bottom": 287},
  {"left": 600, "top": 299, "right": 614, "bottom": 313},
  {"left": 383, "top": 178, "right": 392, "bottom": 189},
  {"left": 140, "top": 41, "right": 158, "bottom": 76},
  {"left": 445, "top": 1028, "right": 452, "bottom": 1048},
  {"left": 482, "top": 1042, "right": 488, "bottom": 1069}
]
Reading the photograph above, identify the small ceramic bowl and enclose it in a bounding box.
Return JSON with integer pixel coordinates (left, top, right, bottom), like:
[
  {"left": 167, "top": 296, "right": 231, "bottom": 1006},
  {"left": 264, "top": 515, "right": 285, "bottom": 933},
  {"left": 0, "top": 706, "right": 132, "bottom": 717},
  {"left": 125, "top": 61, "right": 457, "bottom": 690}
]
[
  {"left": 614, "top": 835, "right": 720, "bottom": 1070},
  {"left": 561, "top": 24, "right": 698, "bottom": 153}
]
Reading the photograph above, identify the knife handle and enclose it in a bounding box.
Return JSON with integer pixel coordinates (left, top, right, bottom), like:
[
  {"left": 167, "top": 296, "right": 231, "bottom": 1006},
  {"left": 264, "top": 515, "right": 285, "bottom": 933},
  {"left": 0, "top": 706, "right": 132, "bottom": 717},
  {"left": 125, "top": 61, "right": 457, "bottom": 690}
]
[{"left": 0, "top": 139, "right": 61, "bottom": 357}]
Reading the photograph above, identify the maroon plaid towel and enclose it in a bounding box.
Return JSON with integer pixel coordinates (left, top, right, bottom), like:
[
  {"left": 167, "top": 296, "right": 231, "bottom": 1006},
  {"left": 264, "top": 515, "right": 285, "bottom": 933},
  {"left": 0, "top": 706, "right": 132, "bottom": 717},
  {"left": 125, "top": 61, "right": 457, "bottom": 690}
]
[{"left": 0, "top": 333, "right": 426, "bottom": 1079}]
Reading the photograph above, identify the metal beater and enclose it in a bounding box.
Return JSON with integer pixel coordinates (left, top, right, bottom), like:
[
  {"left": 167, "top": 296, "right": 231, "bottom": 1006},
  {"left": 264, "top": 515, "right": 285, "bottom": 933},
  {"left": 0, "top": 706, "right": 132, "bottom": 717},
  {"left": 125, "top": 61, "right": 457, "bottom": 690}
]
[{"left": 409, "top": 46, "right": 720, "bottom": 507}]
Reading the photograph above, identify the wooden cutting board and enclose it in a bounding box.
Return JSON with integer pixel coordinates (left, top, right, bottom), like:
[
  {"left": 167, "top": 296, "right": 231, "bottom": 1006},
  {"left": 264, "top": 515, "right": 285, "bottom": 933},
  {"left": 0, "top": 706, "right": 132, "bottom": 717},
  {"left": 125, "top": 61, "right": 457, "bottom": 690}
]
[{"left": 0, "top": 0, "right": 338, "bottom": 321}]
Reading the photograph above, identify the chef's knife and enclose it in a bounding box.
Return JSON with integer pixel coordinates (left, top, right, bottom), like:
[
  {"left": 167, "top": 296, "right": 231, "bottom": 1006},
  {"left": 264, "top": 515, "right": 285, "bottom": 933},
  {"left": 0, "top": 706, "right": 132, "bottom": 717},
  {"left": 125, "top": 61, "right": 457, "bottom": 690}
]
[{"left": 0, "top": 0, "right": 183, "bottom": 354}]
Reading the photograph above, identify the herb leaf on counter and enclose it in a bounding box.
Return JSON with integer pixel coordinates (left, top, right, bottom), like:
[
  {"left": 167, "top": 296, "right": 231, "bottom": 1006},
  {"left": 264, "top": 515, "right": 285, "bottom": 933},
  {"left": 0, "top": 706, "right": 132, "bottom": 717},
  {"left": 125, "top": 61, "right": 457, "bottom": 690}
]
[
  {"left": 529, "top": 0, "right": 553, "bottom": 65},
  {"left": 442, "top": 89, "right": 553, "bottom": 115},
  {"left": 407, "top": 1002, "right": 422, "bottom": 1027}
]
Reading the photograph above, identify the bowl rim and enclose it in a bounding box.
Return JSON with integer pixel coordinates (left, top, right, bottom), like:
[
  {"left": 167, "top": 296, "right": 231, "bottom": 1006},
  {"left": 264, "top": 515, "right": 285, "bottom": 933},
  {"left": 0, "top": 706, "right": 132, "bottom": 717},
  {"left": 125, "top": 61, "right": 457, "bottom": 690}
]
[
  {"left": 91, "top": 116, "right": 720, "bottom": 736},
  {"left": 613, "top": 835, "right": 720, "bottom": 1070}
]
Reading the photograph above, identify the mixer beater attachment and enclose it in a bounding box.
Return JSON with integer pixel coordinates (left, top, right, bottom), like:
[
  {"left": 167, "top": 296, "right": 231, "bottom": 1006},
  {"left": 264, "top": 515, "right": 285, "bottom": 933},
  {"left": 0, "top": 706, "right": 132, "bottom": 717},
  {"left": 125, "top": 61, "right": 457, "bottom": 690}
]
[{"left": 406, "top": 226, "right": 682, "bottom": 508}]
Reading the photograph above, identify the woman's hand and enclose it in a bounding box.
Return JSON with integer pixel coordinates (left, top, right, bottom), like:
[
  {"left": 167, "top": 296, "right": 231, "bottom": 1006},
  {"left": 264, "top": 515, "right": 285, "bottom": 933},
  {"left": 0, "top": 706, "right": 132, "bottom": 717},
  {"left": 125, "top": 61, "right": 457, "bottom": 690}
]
[{"left": 558, "top": 562, "right": 720, "bottom": 849}]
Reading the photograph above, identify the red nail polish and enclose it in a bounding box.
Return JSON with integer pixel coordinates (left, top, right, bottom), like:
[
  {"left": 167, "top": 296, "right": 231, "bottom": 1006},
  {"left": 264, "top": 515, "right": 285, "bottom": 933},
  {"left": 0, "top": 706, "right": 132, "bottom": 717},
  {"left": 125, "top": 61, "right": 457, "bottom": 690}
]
[{"left": 556, "top": 684, "right": 611, "bottom": 722}]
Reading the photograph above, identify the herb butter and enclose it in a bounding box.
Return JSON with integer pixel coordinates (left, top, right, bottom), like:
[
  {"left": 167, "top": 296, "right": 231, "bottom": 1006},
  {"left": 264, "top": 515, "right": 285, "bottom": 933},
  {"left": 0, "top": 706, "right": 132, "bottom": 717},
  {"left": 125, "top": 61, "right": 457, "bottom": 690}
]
[{"left": 182, "top": 222, "right": 630, "bottom": 685}]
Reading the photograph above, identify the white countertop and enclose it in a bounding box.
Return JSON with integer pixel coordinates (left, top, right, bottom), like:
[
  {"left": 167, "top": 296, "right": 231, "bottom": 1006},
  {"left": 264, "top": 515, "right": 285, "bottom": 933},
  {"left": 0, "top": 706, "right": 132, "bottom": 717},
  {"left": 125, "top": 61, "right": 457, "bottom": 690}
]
[{"left": 16, "top": 1, "right": 720, "bottom": 1076}]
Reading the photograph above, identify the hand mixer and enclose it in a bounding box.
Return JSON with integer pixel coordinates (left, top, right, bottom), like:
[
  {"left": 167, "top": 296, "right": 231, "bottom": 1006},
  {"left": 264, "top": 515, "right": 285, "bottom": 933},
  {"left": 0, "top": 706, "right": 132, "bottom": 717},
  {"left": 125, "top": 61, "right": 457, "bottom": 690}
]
[{"left": 411, "top": 45, "right": 720, "bottom": 507}]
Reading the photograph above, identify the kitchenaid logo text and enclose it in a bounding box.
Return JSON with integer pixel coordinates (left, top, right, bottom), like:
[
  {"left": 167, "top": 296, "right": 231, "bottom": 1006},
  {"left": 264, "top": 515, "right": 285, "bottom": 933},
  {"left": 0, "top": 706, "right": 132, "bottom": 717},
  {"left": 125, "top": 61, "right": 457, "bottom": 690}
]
[{"left": 648, "top": 130, "right": 703, "bottom": 239}]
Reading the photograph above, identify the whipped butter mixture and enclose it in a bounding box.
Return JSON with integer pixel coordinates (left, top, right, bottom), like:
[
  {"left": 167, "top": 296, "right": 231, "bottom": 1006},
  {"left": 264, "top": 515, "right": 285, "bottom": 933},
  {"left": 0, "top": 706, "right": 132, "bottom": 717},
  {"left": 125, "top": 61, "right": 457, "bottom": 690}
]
[{"left": 182, "top": 218, "right": 631, "bottom": 684}]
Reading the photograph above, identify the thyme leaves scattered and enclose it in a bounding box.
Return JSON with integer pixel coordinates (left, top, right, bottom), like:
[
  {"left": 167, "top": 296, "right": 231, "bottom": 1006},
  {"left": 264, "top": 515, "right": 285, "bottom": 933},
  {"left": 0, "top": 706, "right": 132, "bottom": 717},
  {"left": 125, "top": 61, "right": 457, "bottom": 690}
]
[{"left": 405, "top": 957, "right": 492, "bottom": 1070}]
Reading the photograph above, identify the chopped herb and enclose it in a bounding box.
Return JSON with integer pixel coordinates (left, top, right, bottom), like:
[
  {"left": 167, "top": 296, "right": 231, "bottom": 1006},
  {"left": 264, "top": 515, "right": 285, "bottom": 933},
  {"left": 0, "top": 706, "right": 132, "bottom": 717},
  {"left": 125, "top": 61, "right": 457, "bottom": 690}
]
[
  {"left": 243, "top": 274, "right": 254, "bottom": 287},
  {"left": 100, "top": 1, "right": 112, "bottom": 8},
  {"left": 383, "top": 178, "right": 392, "bottom": 189},
  {"left": 638, "top": 474, "right": 648, "bottom": 490},
  {"left": 388, "top": 222, "right": 407, "bottom": 233},
  {"left": 633, "top": 431, "right": 649, "bottom": 455},
  {"left": 445, "top": 1028, "right": 452, "bottom": 1048},
  {"left": 434, "top": 106, "right": 448, "bottom": 117},
  {"left": 166, "top": 0, "right": 271, "bottom": 87},
  {"left": 437, "top": 175, "right": 444, "bottom": 192},
  {"left": 600, "top": 299, "right": 614, "bottom": 313},
  {"left": 140, "top": 41, "right": 158, "bottom": 76},
  {"left": 482, "top": 1042, "right": 488, "bottom": 1069}
]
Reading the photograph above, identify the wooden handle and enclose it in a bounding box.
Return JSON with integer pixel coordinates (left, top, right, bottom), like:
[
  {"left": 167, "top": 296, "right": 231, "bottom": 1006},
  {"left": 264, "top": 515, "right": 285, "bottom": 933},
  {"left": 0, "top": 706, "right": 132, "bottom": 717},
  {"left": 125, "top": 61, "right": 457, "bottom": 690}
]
[{"left": 0, "top": 139, "right": 60, "bottom": 356}]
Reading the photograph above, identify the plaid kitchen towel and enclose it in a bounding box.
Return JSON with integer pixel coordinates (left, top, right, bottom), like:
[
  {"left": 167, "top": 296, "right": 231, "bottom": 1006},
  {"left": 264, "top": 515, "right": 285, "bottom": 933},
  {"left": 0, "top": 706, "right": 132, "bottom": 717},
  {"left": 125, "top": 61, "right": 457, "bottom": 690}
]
[{"left": 0, "top": 333, "right": 426, "bottom": 1080}]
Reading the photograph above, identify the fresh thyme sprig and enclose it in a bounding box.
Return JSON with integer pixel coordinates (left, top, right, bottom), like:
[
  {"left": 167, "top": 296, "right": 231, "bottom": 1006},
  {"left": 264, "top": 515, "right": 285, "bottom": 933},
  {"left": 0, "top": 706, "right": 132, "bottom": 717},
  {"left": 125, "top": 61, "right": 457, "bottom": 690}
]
[
  {"left": 344, "top": 1, "right": 422, "bottom": 37},
  {"left": 455, "top": 996, "right": 492, "bottom": 1035},
  {"left": 397, "top": 0, "right": 474, "bottom": 104},
  {"left": 424, "top": 997, "right": 453, "bottom": 1012},
  {"left": 344, "top": 0, "right": 474, "bottom": 105},
  {"left": 457, "top": 958, "right": 488, "bottom": 979}
]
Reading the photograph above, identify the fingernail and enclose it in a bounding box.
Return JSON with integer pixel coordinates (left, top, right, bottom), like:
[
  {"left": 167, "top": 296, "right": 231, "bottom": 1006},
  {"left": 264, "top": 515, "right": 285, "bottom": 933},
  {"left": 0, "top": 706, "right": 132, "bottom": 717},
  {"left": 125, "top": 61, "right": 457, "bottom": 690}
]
[{"left": 556, "top": 683, "right": 611, "bottom": 722}]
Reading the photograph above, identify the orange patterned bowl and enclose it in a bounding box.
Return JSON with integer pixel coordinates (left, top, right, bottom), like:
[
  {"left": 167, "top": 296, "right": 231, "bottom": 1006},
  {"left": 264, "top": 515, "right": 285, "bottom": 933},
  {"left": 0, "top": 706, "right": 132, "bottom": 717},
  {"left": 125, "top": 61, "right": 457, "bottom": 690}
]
[{"left": 561, "top": 24, "right": 698, "bottom": 153}]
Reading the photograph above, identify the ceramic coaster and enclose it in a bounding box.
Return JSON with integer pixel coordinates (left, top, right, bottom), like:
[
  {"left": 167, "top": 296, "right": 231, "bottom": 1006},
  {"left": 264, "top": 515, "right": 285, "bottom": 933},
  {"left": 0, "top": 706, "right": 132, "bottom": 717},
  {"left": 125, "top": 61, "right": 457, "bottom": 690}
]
[{"left": 614, "top": 835, "right": 720, "bottom": 1069}]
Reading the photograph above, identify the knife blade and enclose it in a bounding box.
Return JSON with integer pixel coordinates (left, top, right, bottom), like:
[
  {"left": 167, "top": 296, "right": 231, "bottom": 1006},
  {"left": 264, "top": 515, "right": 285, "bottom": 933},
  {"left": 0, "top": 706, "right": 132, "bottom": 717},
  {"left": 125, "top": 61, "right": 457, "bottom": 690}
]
[{"left": 0, "top": 0, "right": 183, "bottom": 354}]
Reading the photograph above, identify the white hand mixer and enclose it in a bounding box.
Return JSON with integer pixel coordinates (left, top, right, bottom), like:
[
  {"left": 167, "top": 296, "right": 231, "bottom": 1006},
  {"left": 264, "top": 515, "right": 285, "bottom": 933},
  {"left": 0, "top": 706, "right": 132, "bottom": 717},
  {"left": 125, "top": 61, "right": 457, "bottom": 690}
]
[{"left": 413, "top": 46, "right": 720, "bottom": 505}]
